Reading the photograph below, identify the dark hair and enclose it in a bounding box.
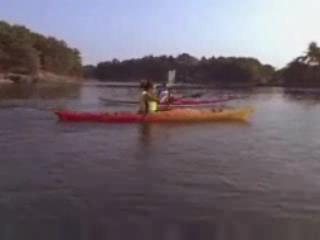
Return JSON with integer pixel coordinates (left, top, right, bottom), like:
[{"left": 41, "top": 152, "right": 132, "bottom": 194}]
[{"left": 140, "top": 80, "right": 153, "bottom": 90}]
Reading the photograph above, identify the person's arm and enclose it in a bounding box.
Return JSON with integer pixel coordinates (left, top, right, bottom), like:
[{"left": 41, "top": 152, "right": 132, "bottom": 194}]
[
  {"left": 138, "top": 94, "right": 148, "bottom": 114},
  {"left": 146, "top": 92, "right": 159, "bottom": 103}
]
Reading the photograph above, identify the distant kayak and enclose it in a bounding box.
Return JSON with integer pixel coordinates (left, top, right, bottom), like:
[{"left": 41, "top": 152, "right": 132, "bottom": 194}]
[
  {"left": 55, "top": 107, "right": 254, "bottom": 123},
  {"left": 100, "top": 96, "right": 238, "bottom": 108}
]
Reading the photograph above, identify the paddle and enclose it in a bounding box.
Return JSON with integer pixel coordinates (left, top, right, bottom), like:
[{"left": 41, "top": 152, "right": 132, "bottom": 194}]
[
  {"left": 166, "top": 70, "right": 206, "bottom": 99},
  {"left": 99, "top": 97, "right": 138, "bottom": 105},
  {"left": 187, "top": 92, "right": 203, "bottom": 98},
  {"left": 167, "top": 69, "right": 176, "bottom": 87},
  {"left": 176, "top": 92, "right": 205, "bottom": 99}
]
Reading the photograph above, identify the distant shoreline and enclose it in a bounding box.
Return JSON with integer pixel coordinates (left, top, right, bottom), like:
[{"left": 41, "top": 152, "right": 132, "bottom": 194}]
[
  {"left": 2, "top": 74, "right": 320, "bottom": 89},
  {"left": 84, "top": 80, "right": 316, "bottom": 89}
]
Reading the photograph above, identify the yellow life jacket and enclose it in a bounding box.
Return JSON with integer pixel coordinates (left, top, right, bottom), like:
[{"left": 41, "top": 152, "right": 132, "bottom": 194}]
[
  {"left": 148, "top": 101, "right": 158, "bottom": 112},
  {"left": 142, "top": 91, "right": 158, "bottom": 112}
]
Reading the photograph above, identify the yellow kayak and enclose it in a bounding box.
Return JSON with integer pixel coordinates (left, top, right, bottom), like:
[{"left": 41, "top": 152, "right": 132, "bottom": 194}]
[{"left": 145, "top": 107, "right": 254, "bottom": 122}]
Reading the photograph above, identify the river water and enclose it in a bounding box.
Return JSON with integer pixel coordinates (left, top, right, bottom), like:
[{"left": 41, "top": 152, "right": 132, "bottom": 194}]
[{"left": 1, "top": 82, "right": 320, "bottom": 239}]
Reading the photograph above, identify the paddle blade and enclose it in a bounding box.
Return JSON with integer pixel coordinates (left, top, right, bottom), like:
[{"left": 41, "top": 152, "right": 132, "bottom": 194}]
[{"left": 167, "top": 69, "right": 176, "bottom": 86}]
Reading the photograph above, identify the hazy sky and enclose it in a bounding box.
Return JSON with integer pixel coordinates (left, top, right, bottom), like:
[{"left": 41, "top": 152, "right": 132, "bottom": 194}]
[{"left": 0, "top": 0, "right": 319, "bottom": 67}]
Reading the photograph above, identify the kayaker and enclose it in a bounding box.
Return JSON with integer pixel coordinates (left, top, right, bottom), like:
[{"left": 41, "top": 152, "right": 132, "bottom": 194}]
[
  {"left": 157, "top": 83, "right": 169, "bottom": 103},
  {"left": 138, "top": 80, "right": 159, "bottom": 114},
  {"left": 156, "top": 83, "right": 175, "bottom": 104}
]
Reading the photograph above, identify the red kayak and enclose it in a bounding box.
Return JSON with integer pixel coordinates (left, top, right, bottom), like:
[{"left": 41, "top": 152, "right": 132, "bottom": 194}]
[{"left": 55, "top": 107, "right": 253, "bottom": 123}]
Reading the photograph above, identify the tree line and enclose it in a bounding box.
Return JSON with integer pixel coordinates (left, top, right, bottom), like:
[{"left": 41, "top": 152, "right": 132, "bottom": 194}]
[
  {"left": 84, "top": 54, "right": 276, "bottom": 86},
  {"left": 85, "top": 42, "right": 320, "bottom": 87},
  {"left": 279, "top": 42, "right": 320, "bottom": 87},
  {"left": 2, "top": 20, "right": 320, "bottom": 87},
  {"left": 0, "top": 21, "right": 82, "bottom": 77}
]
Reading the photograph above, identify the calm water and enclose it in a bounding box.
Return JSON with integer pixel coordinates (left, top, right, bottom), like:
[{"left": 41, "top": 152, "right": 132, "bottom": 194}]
[{"left": 1, "top": 82, "right": 320, "bottom": 239}]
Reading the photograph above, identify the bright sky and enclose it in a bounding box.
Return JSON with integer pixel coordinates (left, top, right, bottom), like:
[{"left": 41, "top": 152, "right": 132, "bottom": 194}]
[{"left": 0, "top": 0, "right": 319, "bottom": 67}]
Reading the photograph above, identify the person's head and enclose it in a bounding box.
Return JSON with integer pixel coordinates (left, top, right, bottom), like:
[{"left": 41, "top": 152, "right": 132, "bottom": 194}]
[
  {"left": 140, "top": 79, "right": 147, "bottom": 88},
  {"left": 140, "top": 79, "right": 153, "bottom": 91}
]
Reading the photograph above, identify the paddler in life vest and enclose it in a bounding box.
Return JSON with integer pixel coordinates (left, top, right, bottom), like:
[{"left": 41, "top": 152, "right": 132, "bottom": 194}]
[{"left": 138, "top": 80, "right": 159, "bottom": 114}]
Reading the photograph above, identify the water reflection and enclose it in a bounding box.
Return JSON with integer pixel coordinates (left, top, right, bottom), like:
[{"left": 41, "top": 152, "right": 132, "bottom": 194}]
[
  {"left": 139, "top": 123, "right": 152, "bottom": 146},
  {"left": 1, "top": 211, "right": 320, "bottom": 239},
  {"left": 283, "top": 88, "right": 320, "bottom": 105},
  {"left": 2, "top": 83, "right": 320, "bottom": 239},
  {"left": 0, "top": 83, "right": 81, "bottom": 100}
]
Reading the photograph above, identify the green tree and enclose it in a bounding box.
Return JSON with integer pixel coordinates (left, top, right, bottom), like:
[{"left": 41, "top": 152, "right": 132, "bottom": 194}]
[
  {"left": 0, "top": 21, "right": 82, "bottom": 77},
  {"left": 281, "top": 42, "right": 320, "bottom": 87}
]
